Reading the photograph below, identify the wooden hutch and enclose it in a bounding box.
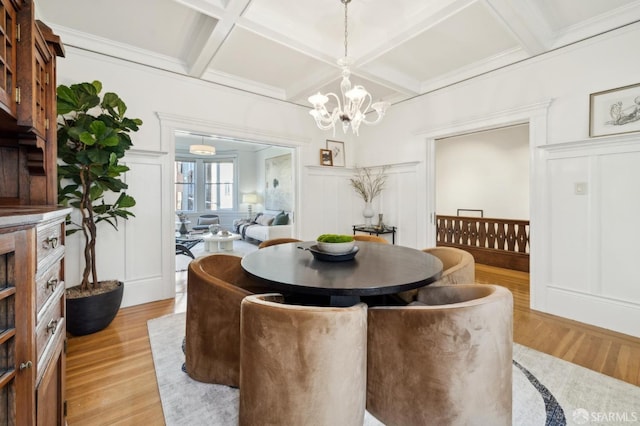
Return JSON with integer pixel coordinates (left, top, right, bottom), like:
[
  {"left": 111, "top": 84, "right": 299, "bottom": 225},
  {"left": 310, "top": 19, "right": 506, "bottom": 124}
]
[{"left": 0, "top": 0, "right": 68, "bottom": 424}]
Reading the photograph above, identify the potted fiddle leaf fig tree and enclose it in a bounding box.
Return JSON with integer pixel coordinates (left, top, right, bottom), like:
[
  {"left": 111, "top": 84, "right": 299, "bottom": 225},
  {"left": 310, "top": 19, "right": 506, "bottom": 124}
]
[{"left": 57, "top": 80, "right": 143, "bottom": 336}]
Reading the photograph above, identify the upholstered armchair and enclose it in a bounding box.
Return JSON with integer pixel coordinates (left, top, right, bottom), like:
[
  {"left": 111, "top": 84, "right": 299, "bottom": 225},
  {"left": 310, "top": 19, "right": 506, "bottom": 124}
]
[
  {"left": 257, "top": 237, "right": 302, "bottom": 248},
  {"left": 367, "top": 284, "right": 513, "bottom": 426},
  {"left": 398, "top": 246, "right": 475, "bottom": 303},
  {"left": 185, "top": 254, "right": 271, "bottom": 386},
  {"left": 239, "top": 293, "right": 368, "bottom": 426},
  {"left": 423, "top": 246, "right": 475, "bottom": 285},
  {"left": 353, "top": 235, "right": 389, "bottom": 243}
]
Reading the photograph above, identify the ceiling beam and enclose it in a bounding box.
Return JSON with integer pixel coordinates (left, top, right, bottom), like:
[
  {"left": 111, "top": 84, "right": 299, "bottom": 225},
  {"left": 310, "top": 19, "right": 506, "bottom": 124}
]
[
  {"left": 483, "top": 0, "right": 552, "bottom": 55},
  {"left": 180, "top": 0, "right": 253, "bottom": 77}
]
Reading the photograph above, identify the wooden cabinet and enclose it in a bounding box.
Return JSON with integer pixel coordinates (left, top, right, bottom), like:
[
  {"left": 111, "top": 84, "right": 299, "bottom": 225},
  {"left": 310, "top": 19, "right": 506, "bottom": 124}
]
[
  {"left": 0, "top": 207, "right": 69, "bottom": 425},
  {"left": 0, "top": 0, "right": 63, "bottom": 206},
  {"left": 0, "top": 1, "right": 66, "bottom": 421}
]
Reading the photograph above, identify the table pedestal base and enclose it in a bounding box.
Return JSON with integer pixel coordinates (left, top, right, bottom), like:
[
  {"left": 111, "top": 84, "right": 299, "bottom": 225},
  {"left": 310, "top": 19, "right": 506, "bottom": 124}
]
[{"left": 329, "top": 295, "right": 360, "bottom": 307}]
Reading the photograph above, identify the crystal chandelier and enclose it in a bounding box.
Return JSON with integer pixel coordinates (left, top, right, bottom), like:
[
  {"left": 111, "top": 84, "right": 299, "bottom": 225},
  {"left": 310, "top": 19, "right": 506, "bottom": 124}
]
[{"left": 308, "top": 0, "right": 390, "bottom": 136}]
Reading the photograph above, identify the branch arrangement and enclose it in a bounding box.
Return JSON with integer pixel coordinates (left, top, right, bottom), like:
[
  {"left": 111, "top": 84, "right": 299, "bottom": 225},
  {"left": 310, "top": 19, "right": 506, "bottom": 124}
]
[{"left": 349, "top": 167, "right": 388, "bottom": 202}]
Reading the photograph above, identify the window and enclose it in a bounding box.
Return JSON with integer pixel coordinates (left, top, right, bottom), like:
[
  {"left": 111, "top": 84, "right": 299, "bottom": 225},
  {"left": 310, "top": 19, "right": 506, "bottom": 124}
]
[
  {"left": 174, "top": 157, "right": 236, "bottom": 212},
  {"left": 205, "top": 160, "right": 234, "bottom": 210},
  {"left": 175, "top": 160, "right": 195, "bottom": 211}
]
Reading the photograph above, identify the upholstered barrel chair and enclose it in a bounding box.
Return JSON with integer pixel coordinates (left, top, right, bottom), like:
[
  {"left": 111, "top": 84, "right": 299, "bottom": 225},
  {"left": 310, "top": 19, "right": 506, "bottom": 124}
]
[
  {"left": 185, "top": 254, "right": 271, "bottom": 386},
  {"left": 353, "top": 235, "right": 389, "bottom": 243},
  {"left": 398, "top": 246, "right": 475, "bottom": 303},
  {"left": 423, "top": 246, "right": 475, "bottom": 284},
  {"left": 367, "top": 284, "right": 513, "bottom": 426},
  {"left": 239, "top": 294, "right": 368, "bottom": 426},
  {"left": 257, "top": 237, "right": 302, "bottom": 249}
]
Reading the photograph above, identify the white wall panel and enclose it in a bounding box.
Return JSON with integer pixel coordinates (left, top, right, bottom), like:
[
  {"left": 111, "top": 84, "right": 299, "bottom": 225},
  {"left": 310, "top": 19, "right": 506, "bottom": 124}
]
[
  {"left": 600, "top": 151, "right": 640, "bottom": 304},
  {"left": 547, "top": 156, "right": 591, "bottom": 291},
  {"left": 435, "top": 125, "right": 530, "bottom": 219}
]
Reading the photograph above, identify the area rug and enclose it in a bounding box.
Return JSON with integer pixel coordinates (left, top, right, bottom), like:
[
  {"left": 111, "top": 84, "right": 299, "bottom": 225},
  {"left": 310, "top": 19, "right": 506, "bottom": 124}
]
[{"left": 148, "top": 313, "right": 640, "bottom": 426}]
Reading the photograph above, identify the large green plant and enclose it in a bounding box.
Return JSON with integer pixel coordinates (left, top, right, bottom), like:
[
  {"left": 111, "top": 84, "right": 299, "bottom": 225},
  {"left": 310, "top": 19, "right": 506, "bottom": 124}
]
[{"left": 57, "top": 81, "right": 143, "bottom": 291}]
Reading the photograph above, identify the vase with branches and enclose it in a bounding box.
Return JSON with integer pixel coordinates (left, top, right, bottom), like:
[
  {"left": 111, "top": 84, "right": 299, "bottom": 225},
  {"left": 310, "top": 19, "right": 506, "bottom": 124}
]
[{"left": 350, "top": 167, "right": 388, "bottom": 226}]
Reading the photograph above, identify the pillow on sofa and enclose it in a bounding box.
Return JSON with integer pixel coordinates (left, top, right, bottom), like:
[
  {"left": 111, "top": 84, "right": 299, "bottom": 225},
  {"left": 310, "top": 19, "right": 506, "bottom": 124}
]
[
  {"left": 272, "top": 211, "right": 289, "bottom": 225},
  {"left": 256, "top": 214, "right": 275, "bottom": 226}
]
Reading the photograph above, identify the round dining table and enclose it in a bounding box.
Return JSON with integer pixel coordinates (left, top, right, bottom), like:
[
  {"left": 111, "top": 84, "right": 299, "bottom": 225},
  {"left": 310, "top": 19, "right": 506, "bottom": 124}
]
[{"left": 241, "top": 241, "right": 443, "bottom": 306}]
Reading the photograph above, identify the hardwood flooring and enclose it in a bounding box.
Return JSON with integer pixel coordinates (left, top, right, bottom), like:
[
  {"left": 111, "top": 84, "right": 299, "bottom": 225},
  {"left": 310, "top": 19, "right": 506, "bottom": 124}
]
[{"left": 65, "top": 265, "right": 640, "bottom": 425}]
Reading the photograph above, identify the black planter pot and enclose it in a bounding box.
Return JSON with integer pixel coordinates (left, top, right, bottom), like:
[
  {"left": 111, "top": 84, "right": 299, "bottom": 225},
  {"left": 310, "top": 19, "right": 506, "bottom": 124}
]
[{"left": 66, "top": 281, "right": 124, "bottom": 336}]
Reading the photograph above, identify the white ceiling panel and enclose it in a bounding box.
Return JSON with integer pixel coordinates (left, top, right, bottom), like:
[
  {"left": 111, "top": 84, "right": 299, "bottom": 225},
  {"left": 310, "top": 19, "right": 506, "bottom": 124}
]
[
  {"left": 536, "top": 0, "right": 638, "bottom": 32},
  {"left": 37, "top": 0, "right": 214, "bottom": 60},
  {"left": 375, "top": 2, "right": 519, "bottom": 82},
  {"left": 210, "top": 27, "right": 333, "bottom": 92}
]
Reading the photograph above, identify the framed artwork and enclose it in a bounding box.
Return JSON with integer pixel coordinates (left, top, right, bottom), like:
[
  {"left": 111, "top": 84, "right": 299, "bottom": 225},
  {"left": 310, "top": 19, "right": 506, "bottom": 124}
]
[
  {"left": 326, "top": 140, "right": 345, "bottom": 167},
  {"left": 589, "top": 82, "right": 640, "bottom": 137},
  {"left": 320, "top": 149, "right": 333, "bottom": 166},
  {"left": 265, "top": 154, "right": 292, "bottom": 211}
]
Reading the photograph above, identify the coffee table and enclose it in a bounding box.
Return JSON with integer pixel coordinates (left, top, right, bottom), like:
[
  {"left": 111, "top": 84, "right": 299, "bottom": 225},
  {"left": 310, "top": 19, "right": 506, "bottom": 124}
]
[{"left": 203, "top": 232, "right": 242, "bottom": 252}]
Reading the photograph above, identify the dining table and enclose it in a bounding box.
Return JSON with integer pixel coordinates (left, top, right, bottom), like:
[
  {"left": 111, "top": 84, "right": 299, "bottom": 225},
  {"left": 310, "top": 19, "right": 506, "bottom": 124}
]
[{"left": 241, "top": 241, "right": 443, "bottom": 306}]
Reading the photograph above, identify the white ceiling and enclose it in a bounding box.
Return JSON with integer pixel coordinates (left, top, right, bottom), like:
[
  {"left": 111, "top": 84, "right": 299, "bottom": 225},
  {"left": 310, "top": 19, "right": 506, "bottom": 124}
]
[{"left": 36, "top": 0, "right": 640, "bottom": 110}]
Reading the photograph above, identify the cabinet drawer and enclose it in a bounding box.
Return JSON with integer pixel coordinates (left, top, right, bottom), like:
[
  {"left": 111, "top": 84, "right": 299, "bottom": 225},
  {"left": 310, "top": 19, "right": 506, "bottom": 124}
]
[
  {"left": 36, "top": 219, "right": 64, "bottom": 273},
  {"left": 35, "top": 260, "right": 62, "bottom": 318},
  {"left": 36, "top": 292, "right": 64, "bottom": 363}
]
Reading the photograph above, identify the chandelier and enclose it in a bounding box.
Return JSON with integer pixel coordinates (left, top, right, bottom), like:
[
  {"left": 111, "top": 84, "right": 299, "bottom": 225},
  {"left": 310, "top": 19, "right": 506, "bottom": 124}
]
[{"left": 308, "top": 0, "right": 389, "bottom": 136}]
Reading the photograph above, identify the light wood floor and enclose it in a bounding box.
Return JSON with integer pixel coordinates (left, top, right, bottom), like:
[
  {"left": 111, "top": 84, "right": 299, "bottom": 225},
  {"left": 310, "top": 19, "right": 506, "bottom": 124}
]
[{"left": 65, "top": 265, "right": 640, "bottom": 425}]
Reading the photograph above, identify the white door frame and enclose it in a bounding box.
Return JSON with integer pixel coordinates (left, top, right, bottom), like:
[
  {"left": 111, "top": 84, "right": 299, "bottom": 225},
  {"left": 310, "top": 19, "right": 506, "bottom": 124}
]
[{"left": 417, "top": 100, "right": 552, "bottom": 309}]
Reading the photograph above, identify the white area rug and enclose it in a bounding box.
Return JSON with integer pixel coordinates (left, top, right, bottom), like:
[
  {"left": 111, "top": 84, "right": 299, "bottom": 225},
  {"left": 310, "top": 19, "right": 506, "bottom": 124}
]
[{"left": 148, "top": 313, "right": 640, "bottom": 426}]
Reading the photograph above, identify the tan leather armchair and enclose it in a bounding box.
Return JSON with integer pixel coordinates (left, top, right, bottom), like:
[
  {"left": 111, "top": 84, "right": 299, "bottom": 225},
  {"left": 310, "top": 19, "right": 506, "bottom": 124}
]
[
  {"left": 239, "top": 293, "right": 368, "bottom": 426},
  {"left": 185, "top": 254, "right": 271, "bottom": 386},
  {"left": 367, "top": 284, "right": 513, "bottom": 426}
]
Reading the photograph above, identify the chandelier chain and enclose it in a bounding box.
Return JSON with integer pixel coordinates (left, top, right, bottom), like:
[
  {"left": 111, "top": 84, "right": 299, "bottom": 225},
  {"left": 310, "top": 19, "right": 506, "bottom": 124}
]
[{"left": 343, "top": 0, "right": 348, "bottom": 58}]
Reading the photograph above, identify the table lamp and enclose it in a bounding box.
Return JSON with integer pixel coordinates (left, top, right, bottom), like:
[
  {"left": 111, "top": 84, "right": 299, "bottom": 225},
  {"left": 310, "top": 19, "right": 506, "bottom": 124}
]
[{"left": 243, "top": 193, "right": 258, "bottom": 219}]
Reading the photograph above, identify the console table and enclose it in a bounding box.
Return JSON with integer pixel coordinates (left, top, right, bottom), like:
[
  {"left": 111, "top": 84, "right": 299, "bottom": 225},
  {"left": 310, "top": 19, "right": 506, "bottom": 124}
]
[{"left": 353, "top": 225, "right": 397, "bottom": 244}]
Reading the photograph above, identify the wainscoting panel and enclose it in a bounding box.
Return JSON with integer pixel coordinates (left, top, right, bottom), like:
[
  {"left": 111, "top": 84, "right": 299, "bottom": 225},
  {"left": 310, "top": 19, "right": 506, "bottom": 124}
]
[{"left": 543, "top": 136, "right": 640, "bottom": 337}]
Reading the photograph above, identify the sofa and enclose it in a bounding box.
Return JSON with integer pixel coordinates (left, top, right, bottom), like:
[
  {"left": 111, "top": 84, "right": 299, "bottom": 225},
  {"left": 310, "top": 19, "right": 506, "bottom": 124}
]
[{"left": 234, "top": 210, "right": 293, "bottom": 242}]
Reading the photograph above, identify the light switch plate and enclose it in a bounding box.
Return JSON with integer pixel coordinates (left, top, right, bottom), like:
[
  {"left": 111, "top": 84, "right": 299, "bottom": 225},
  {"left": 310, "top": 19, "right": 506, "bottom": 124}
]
[{"left": 574, "top": 182, "right": 588, "bottom": 195}]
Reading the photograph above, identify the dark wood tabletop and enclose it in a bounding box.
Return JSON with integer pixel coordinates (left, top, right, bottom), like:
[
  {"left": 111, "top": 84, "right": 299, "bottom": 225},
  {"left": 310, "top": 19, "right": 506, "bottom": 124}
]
[{"left": 241, "top": 241, "right": 443, "bottom": 306}]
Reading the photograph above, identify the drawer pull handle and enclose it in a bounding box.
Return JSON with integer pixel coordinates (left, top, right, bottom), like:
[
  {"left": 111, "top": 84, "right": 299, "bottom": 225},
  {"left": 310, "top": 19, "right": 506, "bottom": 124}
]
[
  {"left": 44, "top": 236, "right": 59, "bottom": 249},
  {"left": 46, "top": 278, "right": 59, "bottom": 291},
  {"left": 46, "top": 319, "right": 58, "bottom": 335},
  {"left": 19, "top": 361, "right": 32, "bottom": 370}
]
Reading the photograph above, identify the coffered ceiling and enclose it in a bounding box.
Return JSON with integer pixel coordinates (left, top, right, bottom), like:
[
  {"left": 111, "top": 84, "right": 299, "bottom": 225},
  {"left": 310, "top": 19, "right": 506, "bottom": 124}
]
[{"left": 36, "top": 0, "right": 640, "bottom": 109}]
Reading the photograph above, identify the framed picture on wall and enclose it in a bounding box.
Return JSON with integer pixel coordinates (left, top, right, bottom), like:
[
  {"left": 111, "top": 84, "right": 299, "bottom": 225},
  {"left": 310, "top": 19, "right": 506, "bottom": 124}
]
[
  {"left": 320, "top": 149, "right": 333, "bottom": 166},
  {"left": 589, "top": 82, "right": 640, "bottom": 137},
  {"left": 326, "top": 140, "right": 345, "bottom": 167}
]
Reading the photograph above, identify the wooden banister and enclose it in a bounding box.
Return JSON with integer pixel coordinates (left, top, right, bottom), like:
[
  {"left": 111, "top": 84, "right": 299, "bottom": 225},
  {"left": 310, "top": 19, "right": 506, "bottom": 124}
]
[{"left": 436, "top": 215, "right": 530, "bottom": 272}]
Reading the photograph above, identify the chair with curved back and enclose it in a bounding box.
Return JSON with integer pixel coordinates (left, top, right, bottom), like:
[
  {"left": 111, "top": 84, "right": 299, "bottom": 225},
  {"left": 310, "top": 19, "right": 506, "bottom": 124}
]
[
  {"left": 353, "top": 235, "right": 389, "bottom": 244},
  {"left": 367, "top": 284, "right": 513, "bottom": 426},
  {"left": 257, "top": 237, "right": 302, "bottom": 249},
  {"left": 185, "top": 254, "right": 271, "bottom": 386},
  {"left": 239, "top": 293, "right": 368, "bottom": 426},
  {"left": 398, "top": 246, "right": 475, "bottom": 303}
]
